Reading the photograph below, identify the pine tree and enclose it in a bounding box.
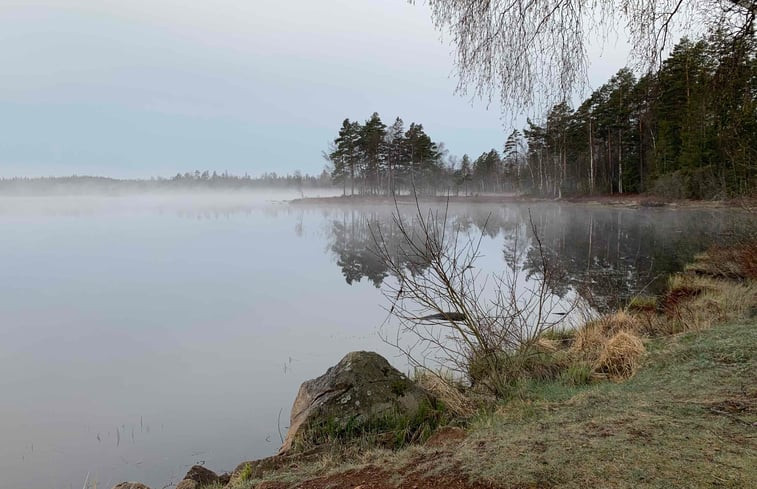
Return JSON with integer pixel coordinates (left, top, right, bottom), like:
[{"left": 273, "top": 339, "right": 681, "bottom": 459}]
[{"left": 359, "top": 113, "right": 387, "bottom": 195}]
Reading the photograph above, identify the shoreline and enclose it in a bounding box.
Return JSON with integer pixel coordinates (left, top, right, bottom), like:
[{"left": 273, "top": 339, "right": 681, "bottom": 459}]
[
  {"left": 159, "top": 243, "right": 757, "bottom": 489},
  {"left": 289, "top": 193, "right": 756, "bottom": 210}
]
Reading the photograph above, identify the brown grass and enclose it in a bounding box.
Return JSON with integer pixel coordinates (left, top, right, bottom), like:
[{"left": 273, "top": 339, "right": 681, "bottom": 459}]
[
  {"left": 593, "top": 331, "right": 646, "bottom": 381},
  {"left": 537, "top": 242, "right": 755, "bottom": 388},
  {"left": 626, "top": 295, "right": 658, "bottom": 313},
  {"left": 657, "top": 276, "right": 756, "bottom": 333},
  {"left": 534, "top": 337, "right": 560, "bottom": 353},
  {"left": 570, "top": 311, "right": 642, "bottom": 359},
  {"left": 415, "top": 372, "right": 476, "bottom": 418},
  {"left": 686, "top": 243, "right": 757, "bottom": 280}
]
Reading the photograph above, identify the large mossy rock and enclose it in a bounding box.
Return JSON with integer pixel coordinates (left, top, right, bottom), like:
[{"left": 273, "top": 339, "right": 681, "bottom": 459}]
[{"left": 279, "top": 351, "right": 437, "bottom": 453}]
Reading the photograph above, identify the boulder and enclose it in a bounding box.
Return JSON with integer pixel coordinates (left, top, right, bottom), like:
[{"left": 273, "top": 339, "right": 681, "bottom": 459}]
[
  {"left": 111, "top": 484, "right": 151, "bottom": 489},
  {"left": 175, "top": 481, "right": 197, "bottom": 489},
  {"left": 279, "top": 351, "right": 435, "bottom": 453},
  {"left": 218, "top": 473, "right": 231, "bottom": 486},
  {"left": 182, "top": 465, "right": 219, "bottom": 486}
]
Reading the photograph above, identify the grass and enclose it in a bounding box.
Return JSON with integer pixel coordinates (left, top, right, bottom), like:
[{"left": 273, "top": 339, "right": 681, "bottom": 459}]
[
  {"left": 414, "top": 371, "right": 477, "bottom": 417},
  {"left": 457, "top": 320, "right": 757, "bottom": 488},
  {"left": 626, "top": 295, "right": 658, "bottom": 313},
  {"left": 539, "top": 327, "right": 577, "bottom": 346},
  {"left": 593, "top": 330, "right": 646, "bottom": 381},
  {"left": 292, "top": 398, "right": 449, "bottom": 452},
  {"left": 420, "top": 245, "right": 755, "bottom": 399}
]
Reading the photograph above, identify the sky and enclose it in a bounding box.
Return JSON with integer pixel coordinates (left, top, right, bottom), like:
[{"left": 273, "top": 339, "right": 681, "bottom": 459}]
[{"left": 0, "top": 0, "right": 634, "bottom": 179}]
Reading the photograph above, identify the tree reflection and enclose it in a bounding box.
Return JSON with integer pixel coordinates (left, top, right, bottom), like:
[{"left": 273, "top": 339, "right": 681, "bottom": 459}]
[
  {"left": 326, "top": 204, "right": 749, "bottom": 312},
  {"left": 330, "top": 211, "right": 387, "bottom": 287},
  {"left": 328, "top": 209, "right": 433, "bottom": 287}
]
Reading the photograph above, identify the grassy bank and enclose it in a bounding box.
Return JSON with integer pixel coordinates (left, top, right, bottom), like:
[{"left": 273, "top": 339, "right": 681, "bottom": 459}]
[{"left": 220, "top": 246, "right": 756, "bottom": 489}]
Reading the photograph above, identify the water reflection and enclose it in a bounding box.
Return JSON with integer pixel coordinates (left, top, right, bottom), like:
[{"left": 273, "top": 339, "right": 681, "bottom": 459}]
[{"left": 325, "top": 204, "right": 750, "bottom": 311}]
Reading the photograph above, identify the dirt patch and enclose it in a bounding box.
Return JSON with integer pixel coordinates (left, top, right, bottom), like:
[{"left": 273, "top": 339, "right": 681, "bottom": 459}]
[
  {"left": 257, "top": 482, "right": 290, "bottom": 489},
  {"left": 289, "top": 459, "right": 501, "bottom": 489},
  {"left": 707, "top": 396, "right": 757, "bottom": 416},
  {"left": 425, "top": 427, "right": 467, "bottom": 448}
]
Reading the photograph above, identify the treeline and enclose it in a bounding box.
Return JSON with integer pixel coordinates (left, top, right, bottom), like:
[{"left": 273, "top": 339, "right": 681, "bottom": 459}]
[
  {"left": 167, "top": 170, "right": 331, "bottom": 189},
  {"left": 0, "top": 171, "right": 333, "bottom": 195},
  {"left": 328, "top": 31, "right": 756, "bottom": 199},
  {"left": 518, "top": 32, "right": 756, "bottom": 198}
]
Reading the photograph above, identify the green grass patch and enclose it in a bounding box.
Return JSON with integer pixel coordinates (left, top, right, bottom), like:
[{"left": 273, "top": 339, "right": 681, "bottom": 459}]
[
  {"left": 627, "top": 295, "right": 658, "bottom": 312},
  {"left": 459, "top": 320, "right": 757, "bottom": 488},
  {"left": 540, "top": 327, "right": 577, "bottom": 345}
]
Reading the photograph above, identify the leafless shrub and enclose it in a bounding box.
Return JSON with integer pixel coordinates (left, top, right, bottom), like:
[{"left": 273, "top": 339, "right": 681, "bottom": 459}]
[{"left": 370, "top": 195, "right": 580, "bottom": 397}]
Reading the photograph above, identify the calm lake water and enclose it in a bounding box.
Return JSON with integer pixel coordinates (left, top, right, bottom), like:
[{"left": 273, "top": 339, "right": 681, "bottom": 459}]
[{"left": 0, "top": 193, "right": 751, "bottom": 489}]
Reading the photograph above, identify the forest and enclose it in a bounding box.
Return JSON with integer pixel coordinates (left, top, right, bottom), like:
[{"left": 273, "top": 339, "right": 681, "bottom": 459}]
[{"left": 327, "top": 31, "right": 756, "bottom": 199}]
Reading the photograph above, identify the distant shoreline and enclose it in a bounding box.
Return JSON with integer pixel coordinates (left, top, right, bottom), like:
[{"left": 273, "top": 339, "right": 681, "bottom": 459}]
[{"left": 289, "top": 193, "right": 755, "bottom": 209}]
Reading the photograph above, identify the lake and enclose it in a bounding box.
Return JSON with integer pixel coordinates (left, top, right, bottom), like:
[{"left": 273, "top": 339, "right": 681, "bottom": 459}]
[{"left": 0, "top": 193, "right": 750, "bottom": 489}]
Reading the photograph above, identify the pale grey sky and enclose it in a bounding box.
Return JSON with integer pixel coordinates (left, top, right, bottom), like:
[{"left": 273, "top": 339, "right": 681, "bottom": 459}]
[{"left": 0, "top": 0, "right": 632, "bottom": 178}]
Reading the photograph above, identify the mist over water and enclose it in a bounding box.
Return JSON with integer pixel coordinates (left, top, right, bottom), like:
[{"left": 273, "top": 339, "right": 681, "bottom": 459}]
[{"left": 0, "top": 193, "right": 749, "bottom": 489}]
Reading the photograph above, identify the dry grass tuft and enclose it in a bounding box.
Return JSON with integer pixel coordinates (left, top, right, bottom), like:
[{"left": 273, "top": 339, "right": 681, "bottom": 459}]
[
  {"left": 415, "top": 372, "right": 476, "bottom": 418},
  {"left": 570, "top": 311, "right": 642, "bottom": 360},
  {"left": 663, "top": 274, "right": 709, "bottom": 313},
  {"left": 602, "top": 311, "right": 643, "bottom": 334},
  {"left": 534, "top": 337, "right": 560, "bottom": 353},
  {"left": 627, "top": 295, "right": 658, "bottom": 313},
  {"left": 594, "top": 331, "right": 646, "bottom": 381},
  {"left": 570, "top": 320, "right": 607, "bottom": 359},
  {"left": 658, "top": 275, "right": 757, "bottom": 333}
]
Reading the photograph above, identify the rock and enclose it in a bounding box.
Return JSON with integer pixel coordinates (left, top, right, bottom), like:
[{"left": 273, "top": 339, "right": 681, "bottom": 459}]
[
  {"left": 218, "top": 473, "right": 231, "bottom": 486},
  {"left": 279, "top": 351, "right": 436, "bottom": 453},
  {"left": 227, "top": 456, "right": 288, "bottom": 487},
  {"left": 182, "top": 465, "right": 219, "bottom": 486},
  {"left": 112, "top": 484, "right": 151, "bottom": 489},
  {"left": 175, "top": 481, "right": 197, "bottom": 489}
]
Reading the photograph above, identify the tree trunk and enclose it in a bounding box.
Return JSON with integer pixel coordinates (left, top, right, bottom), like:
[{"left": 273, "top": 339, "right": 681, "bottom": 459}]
[
  {"left": 618, "top": 129, "right": 623, "bottom": 194},
  {"left": 588, "top": 118, "right": 594, "bottom": 193}
]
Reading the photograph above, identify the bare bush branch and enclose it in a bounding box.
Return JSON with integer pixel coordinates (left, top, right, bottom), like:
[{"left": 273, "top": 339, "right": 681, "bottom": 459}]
[{"left": 371, "top": 192, "right": 580, "bottom": 396}]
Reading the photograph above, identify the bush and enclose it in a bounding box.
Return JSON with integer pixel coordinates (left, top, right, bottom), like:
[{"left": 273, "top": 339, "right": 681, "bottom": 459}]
[
  {"left": 650, "top": 167, "right": 725, "bottom": 200},
  {"left": 650, "top": 172, "right": 687, "bottom": 199}
]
